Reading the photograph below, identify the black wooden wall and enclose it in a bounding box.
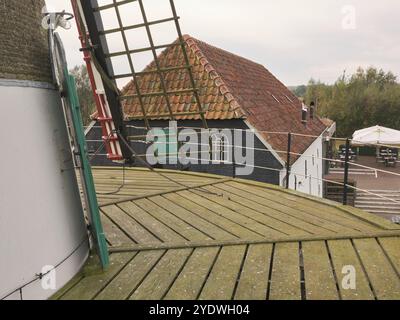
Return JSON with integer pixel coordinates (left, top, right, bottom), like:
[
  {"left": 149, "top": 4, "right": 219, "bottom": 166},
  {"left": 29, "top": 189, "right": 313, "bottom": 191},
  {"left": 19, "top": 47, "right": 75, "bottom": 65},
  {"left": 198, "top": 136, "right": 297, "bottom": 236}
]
[{"left": 86, "top": 119, "right": 283, "bottom": 185}]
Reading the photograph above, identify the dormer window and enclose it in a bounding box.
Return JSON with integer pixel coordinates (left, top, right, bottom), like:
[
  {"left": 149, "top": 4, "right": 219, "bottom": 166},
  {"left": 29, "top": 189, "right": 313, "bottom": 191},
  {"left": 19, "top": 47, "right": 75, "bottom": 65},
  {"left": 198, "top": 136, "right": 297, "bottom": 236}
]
[
  {"left": 301, "top": 103, "right": 308, "bottom": 124},
  {"left": 310, "top": 101, "right": 315, "bottom": 120}
]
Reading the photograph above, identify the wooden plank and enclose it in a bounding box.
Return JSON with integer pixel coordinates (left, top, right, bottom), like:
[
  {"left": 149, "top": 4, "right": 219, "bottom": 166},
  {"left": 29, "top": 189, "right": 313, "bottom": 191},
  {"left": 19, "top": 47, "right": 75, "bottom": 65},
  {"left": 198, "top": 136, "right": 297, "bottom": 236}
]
[
  {"left": 224, "top": 169, "right": 398, "bottom": 232},
  {"left": 179, "top": 190, "right": 275, "bottom": 238},
  {"left": 164, "top": 193, "right": 257, "bottom": 239},
  {"left": 156, "top": 194, "right": 236, "bottom": 241},
  {"left": 92, "top": 166, "right": 225, "bottom": 180},
  {"left": 129, "top": 249, "right": 192, "bottom": 300},
  {"left": 302, "top": 241, "right": 339, "bottom": 300},
  {"left": 95, "top": 186, "right": 175, "bottom": 193},
  {"left": 260, "top": 181, "right": 390, "bottom": 232},
  {"left": 109, "top": 230, "right": 400, "bottom": 254},
  {"left": 379, "top": 237, "right": 400, "bottom": 275},
  {"left": 101, "top": 176, "right": 213, "bottom": 184},
  {"left": 327, "top": 240, "right": 374, "bottom": 300},
  {"left": 215, "top": 183, "right": 344, "bottom": 233},
  {"left": 186, "top": 189, "right": 285, "bottom": 238},
  {"left": 96, "top": 250, "right": 165, "bottom": 300},
  {"left": 97, "top": 193, "right": 142, "bottom": 199},
  {"left": 235, "top": 179, "right": 400, "bottom": 230},
  {"left": 199, "top": 245, "right": 247, "bottom": 300},
  {"left": 93, "top": 174, "right": 199, "bottom": 181},
  {"left": 101, "top": 213, "right": 133, "bottom": 246},
  {"left": 60, "top": 253, "right": 135, "bottom": 300},
  {"left": 235, "top": 244, "right": 272, "bottom": 300},
  {"left": 94, "top": 179, "right": 206, "bottom": 189},
  {"left": 93, "top": 171, "right": 219, "bottom": 185},
  {"left": 269, "top": 242, "right": 301, "bottom": 300},
  {"left": 353, "top": 238, "right": 400, "bottom": 299},
  {"left": 165, "top": 247, "right": 220, "bottom": 300},
  {"left": 118, "top": 201, "right": 186, "bottom": 243},
  {"left": 208, "top": 185, "right": 334, "bottom": 235},
  {"left": 96, "top": 186, "right": 172, "bottom": 194},
  {"left": 229, "top": 181, "right": 380, "bottom": 232},
  {"left": 221, "top": 182, "right": 360, "bottom": 234},
  {"left": 95, "top": 185, "right": 191, "bottom": 192},
  {"left": 335, "top": 206, "right": 400, "bottom": 231},
  {"left": 94, "top": 179, "right": 179, "bottom": 186},
  {"left": 51, "top": 274, "right": 84, "bottom": 300},
  {"left": 99, "top": 178, "right": 232, "bottom": 207},
  {"left": 135, "top": 198, "right": 211, "bottom": 242},
  {"left": 196, "top": 186, "right": 309, "bottom": 236},
  {"left": 101, "top": 205, "right": 160, "bottom": 244},
  {"left": 99, "top": 188, "right": 185, "bottom": 207}
]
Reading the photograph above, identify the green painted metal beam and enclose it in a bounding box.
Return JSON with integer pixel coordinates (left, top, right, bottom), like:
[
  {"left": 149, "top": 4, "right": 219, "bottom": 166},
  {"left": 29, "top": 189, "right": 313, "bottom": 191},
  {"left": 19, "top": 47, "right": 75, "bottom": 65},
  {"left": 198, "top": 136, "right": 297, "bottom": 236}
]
[{"left": 66, "top": 72, "right": 109, "bottom": 269}]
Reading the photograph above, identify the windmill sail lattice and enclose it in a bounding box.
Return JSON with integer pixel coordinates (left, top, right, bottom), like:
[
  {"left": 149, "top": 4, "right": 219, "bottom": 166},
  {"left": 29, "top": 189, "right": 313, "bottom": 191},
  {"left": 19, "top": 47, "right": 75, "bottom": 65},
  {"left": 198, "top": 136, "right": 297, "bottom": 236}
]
[{"left": 72, "top": 0, "right": 208, "bottom": 162}]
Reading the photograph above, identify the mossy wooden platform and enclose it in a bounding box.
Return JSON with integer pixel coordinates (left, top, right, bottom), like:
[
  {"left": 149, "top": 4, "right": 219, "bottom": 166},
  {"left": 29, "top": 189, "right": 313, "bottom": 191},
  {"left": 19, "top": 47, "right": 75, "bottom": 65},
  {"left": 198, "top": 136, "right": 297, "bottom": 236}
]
[{"left": 55, "top": 167, "right": 400, "bottom": 300}]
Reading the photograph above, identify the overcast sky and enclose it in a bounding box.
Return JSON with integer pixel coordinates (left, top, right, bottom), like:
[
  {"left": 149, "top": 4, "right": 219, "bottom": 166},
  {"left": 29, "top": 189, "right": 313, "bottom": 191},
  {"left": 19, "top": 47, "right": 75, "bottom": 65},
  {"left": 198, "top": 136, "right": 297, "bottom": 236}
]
[{"left": 45, "top": 0, "right": 400, "bottom": 87}]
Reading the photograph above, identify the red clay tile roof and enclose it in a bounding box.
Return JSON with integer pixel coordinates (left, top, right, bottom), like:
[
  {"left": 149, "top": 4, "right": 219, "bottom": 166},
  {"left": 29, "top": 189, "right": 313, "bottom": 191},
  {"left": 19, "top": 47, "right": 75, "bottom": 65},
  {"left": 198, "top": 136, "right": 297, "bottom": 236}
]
[{"left": 119, "top": 35, "right": 328, "bottom": 161}]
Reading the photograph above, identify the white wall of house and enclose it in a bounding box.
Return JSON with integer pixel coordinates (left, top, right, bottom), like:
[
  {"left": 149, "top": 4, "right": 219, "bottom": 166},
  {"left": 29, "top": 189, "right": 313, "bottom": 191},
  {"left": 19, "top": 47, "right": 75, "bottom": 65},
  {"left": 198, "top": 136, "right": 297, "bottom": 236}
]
[{"left": 281, "top": 135, "right": 324, "bottom": 198}]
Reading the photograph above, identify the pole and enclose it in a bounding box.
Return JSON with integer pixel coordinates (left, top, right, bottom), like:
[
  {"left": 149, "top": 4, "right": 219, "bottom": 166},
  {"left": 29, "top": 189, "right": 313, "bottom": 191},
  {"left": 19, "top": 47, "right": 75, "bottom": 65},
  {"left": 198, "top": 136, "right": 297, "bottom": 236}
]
[
  {"left": 343, "top": 138, "right": 350, "bottom": 205},
  {"left": 177, "top": 132, "right": 182, "bottom": 171},
  {"left": 68, "top": 74, "right": 109, "bottom": 269},
  {"left": 286, "top": 132, "right": 292, "bottom": 189},
  {"left": 232, "top": 151, "right": 236, "bottom": 179}
]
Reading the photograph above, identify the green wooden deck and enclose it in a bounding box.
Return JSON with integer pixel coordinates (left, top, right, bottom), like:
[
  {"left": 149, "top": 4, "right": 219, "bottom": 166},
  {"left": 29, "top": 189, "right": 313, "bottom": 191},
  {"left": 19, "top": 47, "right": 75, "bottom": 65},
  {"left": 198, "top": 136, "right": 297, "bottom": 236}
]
[{"left": 56, "top": 167, "right": 400, "bottom": 300}]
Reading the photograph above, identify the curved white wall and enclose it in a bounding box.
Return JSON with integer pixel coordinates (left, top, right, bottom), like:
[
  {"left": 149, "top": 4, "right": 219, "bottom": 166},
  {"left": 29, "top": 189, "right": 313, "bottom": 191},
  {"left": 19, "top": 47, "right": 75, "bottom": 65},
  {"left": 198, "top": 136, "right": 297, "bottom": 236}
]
[{"left": 0, "top": 81, "right": 89, "bottom": 300}]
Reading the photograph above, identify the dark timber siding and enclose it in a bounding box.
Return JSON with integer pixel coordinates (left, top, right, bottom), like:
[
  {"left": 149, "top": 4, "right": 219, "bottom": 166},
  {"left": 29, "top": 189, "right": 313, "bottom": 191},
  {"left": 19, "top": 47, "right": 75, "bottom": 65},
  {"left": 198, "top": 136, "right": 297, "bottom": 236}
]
[{"left": 86, "top": 120, "right": 283, "bottom": 185}]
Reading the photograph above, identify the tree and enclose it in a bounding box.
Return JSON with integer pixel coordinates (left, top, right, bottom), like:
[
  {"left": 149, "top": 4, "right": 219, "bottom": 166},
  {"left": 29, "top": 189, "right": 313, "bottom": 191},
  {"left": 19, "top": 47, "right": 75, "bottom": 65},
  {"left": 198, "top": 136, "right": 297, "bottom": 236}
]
[
  {"left": 70, "top": 65, "right": 96, "bottom": 126},
  {"left": 292, "top": 85, "right": 307, "bottom": 97},
  {"left": 304, "top": 67, "right": 400, "bottom": 137}
]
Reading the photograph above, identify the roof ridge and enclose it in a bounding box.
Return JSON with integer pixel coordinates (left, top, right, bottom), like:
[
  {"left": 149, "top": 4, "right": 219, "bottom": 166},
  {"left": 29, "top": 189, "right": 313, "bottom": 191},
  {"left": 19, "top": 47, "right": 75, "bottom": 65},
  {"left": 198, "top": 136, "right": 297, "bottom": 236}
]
[
  {"left": 185, "top": 35, "right": 265, "bottom": 70},
  {"left": 183, "top": 35, "right": 246, "bottom": 119},
  {"left": 183, "top": 34, "right": 299, "bottom": 110}
]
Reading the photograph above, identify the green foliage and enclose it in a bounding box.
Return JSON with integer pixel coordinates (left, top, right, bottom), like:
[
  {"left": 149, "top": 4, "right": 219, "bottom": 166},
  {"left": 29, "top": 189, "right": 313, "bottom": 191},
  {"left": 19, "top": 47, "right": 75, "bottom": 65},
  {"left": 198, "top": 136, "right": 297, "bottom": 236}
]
[
  {"left": 291, "top": 85, "right": 307, "bottom": 97},
  {"left": 304, "top": 67, "right": 400, "bottom": 137},
  {"left": 70, "top": 65, "right": 95, "bottom": 126}
]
